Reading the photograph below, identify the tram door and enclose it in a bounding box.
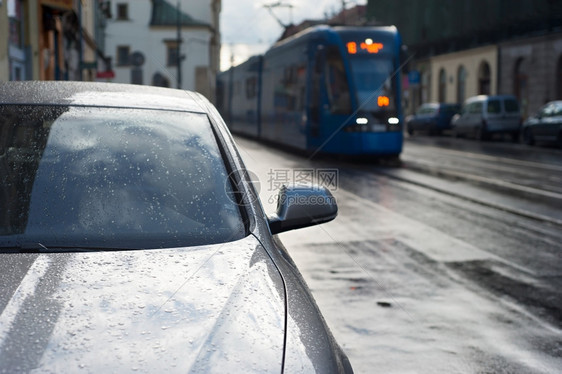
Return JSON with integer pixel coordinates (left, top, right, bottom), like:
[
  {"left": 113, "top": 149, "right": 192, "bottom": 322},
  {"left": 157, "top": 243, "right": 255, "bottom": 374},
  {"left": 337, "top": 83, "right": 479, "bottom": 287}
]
[
  {"left": 309, "top": 46, "right": 325, "bottom": 140},
  {"left": 309, "top": 45, "right": 352, "bottom": 150}
]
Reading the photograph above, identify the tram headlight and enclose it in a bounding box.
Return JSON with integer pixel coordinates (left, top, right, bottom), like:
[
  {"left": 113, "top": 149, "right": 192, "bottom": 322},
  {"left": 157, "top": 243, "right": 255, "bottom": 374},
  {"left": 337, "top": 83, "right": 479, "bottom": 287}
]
[
  {"left": 387, "top": 117, "right": 399, "bottom": 125},
  {"left": 356, "top": 117, "right": 368, "bottom": 125}
]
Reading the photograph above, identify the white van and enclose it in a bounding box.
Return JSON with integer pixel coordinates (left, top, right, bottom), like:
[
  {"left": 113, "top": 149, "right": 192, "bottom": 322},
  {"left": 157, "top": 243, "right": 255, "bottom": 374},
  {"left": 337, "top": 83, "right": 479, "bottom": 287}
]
[{"left": 451, "top": 95, "right": 521, "bottom": 141}]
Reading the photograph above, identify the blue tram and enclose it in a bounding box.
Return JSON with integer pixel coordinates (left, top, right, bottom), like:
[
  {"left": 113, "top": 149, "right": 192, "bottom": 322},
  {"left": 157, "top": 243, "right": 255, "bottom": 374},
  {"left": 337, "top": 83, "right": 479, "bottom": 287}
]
[{"left": 217, "top": 25, "right": 403, "bottom": 158}]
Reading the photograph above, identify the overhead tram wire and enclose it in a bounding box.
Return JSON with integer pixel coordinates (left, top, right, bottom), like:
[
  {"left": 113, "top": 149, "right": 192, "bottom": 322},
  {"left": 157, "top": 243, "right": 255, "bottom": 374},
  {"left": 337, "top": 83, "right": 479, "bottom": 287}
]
[{"left": 263, "top": 2, "right": 294, "bottom": 29}]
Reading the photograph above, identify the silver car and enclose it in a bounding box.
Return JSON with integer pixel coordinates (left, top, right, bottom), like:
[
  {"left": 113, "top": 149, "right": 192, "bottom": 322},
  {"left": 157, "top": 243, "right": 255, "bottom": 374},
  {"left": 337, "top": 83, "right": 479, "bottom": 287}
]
[
  {"left": 0, "top": 81, "right": 353, "bottom": 373},
  {"left": 451, "top": 95, "right": 521, "bottom": 141}
]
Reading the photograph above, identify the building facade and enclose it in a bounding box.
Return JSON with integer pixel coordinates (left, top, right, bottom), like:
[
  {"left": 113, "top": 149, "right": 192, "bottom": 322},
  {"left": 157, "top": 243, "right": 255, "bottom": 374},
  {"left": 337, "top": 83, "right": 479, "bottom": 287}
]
[
  {"left": 0, "top": 0, "right": 31, "bottom": 81},
  {"left": 368, "top": 0, "right": 562, "bottom": 117},
  {"left": 499, "top": 34, "right": 562, "bottom": 118},
  {"left": 0, "top": 0, "right": 11, "bottom": 80},
  {"left": 407, "top": 46, "right": 498, "bottom": 114},
  {"left": 103, "top": 0, "right": 220, "bottom": 101},
  {"left": 0, "top": 0, "right": 107, "bottom": 82}
]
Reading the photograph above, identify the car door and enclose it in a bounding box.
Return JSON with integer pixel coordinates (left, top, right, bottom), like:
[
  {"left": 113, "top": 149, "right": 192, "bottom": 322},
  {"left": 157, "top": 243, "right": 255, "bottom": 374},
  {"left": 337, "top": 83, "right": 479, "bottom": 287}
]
[
  {"left": 543, "top": 103, "right": 562, "bottom": 140},
  {"left": 455, "top": 102, "right": 471, "bottom": 134},
  {"left": 552, "top": 103, "right": 562, "bottom": 140},
  {"left": 471, "top": 101, "right": 484, "bottom": 132},
  {"left": 416, "top": 104, "right": 436, "bottom": 128},
  {"left": 410, "top": 105, "right": 426, "bottom": 128},
  {"left": 501, "top": 97, "right": 521, "bottom": 132},
  {"left": 534, "top": 103, "right": 554, "bottom": 140},
  {"left": 484, "top": 98, "right": 502, "bottom": 131},
  {"left": 525, "top": 106, "right": 543, "bottom": 139}
]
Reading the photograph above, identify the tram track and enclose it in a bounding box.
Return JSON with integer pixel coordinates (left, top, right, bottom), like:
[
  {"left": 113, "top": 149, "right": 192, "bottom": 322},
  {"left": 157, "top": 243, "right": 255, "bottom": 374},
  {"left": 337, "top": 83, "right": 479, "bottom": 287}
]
[
  {"left": 405, "top": 143, "right": 562, "bottom": 172},
  {"left": 401, "top": 157, "right": 562, "bottom": 201},
  {"left": 402, "top": 145, "right": 562, "bottom": 195},
  {"left": 366, "top": 162, "right": 562, "bottom": 228},
  {"left": 380, "top": 139, "right": 562, "bottom": 227},
  {"left": 378, "top": 169, "right": 562, "bottom": 227}
]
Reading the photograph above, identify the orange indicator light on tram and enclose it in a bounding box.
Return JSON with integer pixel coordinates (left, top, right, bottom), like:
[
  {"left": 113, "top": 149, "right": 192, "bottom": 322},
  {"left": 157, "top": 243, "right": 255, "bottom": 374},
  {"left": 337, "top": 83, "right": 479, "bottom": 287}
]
[
  {"left": 347, "top": 41, "right": 384, "bottom": 54},
  {"left": 360, "top": 42, "right": 384, "bottom": 54},
  {"left": 378, "top": 96, "right": 390, "bottom": 107},
  {"left": 347, "top": 42, "right": 358, "bottom": 54}
]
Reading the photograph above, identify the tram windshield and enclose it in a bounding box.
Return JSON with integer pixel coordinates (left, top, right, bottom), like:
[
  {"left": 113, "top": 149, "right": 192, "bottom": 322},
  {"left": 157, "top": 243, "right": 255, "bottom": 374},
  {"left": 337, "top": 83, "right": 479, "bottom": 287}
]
[{"left": 349, "top": 57, "right": 396, "bottom": 112}]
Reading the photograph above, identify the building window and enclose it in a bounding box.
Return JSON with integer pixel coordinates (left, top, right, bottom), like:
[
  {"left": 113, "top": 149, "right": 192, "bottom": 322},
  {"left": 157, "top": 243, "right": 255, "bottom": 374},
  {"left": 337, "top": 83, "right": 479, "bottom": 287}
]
[
  {"left": 457, "top": 65, "right": 466, "bottom": 104},
  {"left": 116, "top": 3, "right": 129, "bottom": 20},
  {"left": 116, "top": 46, "right": 130, "bottom": 66},
  {"left": 100, "top": 1, "right": 112, "bottom": 18},
  {"left": 438, "top": 68, "right": 446, "bottom": 102},
  {"left": 166, "top": 44, "right": 179, "bottom": 67},
  {"left": 478, "top": 61, "right": 491, "bottom": 95},
  {"left": 8, "top": 0, "right": 24, "bottom": 48}
]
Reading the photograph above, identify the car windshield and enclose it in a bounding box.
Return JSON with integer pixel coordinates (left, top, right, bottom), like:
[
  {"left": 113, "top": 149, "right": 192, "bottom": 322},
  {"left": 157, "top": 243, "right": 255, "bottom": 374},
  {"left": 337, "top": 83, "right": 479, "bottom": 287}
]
[
  {"left": 487, "top": 99, "right": 501, "bottom": 114},
  {"left": 417, "top": 105, "right": 437, "bottom": 115},
  {"left": 0, "top": 105, "right": 246, "bottom": 250},
  {"left": 504, "top": 98, "right": 519, "bottom": 113}
]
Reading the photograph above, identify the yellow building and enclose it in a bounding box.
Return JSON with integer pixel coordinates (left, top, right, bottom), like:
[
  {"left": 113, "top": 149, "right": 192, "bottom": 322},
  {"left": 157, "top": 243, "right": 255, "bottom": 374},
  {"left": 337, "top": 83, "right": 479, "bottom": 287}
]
[{"left": 0, "top": 0, "right": 105, "bottom": 81}]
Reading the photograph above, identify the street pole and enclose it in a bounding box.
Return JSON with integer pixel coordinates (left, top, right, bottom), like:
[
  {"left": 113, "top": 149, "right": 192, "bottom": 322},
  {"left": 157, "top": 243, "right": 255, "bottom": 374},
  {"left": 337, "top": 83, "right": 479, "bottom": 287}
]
[{"left": 176, "top": 0, "right": 182, "bottom": 89}]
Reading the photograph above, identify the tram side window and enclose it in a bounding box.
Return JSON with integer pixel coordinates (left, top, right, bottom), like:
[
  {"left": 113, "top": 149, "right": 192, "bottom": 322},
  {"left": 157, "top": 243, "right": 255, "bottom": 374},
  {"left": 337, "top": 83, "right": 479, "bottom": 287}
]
[
  {"left": 246, "top": 77, "right": 257, "bottom": 99},
  {"left": 325, "top": 48, "right": 352, "bottom": 114}
]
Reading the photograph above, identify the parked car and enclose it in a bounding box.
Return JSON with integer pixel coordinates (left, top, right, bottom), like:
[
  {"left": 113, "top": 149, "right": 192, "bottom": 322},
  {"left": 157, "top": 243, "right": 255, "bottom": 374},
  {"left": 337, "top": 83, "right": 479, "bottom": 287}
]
[
  {"left": 451, "top": 95, "right": 521, "bottom": 141},
  {"left": 521, "top": 100, "right": 562, "bottom": 147},
  {"left": 406, "top": 102, "right": 460, "bottom": 136},
  {"left": 0, "top": 81, "right": 353, "bottom": 373}
]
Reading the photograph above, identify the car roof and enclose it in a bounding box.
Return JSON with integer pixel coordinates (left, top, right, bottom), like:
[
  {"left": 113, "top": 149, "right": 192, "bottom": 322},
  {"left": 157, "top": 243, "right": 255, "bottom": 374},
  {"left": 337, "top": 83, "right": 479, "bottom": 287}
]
[
  {"left": 465, "top": 94, "right": 518, "bottom": 103},
  {"left": 420, "top": 102, "right": 458, "bottom": 107},
  {"left": 0, "top": 81, "right": 207, "bottom": 113}
]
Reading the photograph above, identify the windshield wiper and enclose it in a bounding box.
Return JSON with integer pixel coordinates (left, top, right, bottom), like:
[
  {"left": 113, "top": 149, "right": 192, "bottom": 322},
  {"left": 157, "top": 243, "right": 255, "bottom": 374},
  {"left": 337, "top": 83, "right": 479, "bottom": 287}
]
[
  {"left": 0, "top": 243, "right": 140, "bottom": 253},
  {"left": 0, "top": 242, "right": 50, "bottom": 253}
]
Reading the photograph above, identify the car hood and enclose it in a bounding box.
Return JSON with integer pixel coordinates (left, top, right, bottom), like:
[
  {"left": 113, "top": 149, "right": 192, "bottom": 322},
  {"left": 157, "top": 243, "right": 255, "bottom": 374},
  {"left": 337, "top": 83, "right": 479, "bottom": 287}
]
[{"left": 0, "top": 235, "right": 286, "bottom": 373}]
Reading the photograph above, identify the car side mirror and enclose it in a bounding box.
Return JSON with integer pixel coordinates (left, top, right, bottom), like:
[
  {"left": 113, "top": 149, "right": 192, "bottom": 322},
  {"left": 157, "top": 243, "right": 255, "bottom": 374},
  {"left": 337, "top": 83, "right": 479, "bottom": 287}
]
[{"left": 267, "top": 185, "right": 337, "bottom": 235}]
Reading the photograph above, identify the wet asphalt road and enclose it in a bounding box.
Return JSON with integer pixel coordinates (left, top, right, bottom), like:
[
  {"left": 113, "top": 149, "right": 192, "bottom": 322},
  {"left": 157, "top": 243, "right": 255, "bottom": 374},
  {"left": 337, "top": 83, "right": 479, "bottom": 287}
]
[{"left": 233, "top": 133, "right": 562, "bottom": 374}]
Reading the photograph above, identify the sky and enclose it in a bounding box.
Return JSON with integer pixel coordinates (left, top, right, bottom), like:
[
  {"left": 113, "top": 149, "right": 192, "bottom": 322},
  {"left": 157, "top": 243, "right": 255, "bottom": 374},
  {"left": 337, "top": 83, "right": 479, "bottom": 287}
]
[{"left": 219, "top": 0, "right": 367, "bottom": 71}]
